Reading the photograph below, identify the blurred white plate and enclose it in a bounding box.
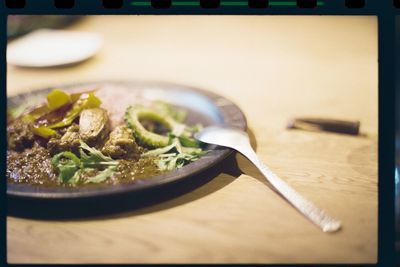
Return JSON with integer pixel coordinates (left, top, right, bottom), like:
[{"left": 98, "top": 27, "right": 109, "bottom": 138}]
[{"left": 7, "top": 29, "right": 103, "bottom": 67}]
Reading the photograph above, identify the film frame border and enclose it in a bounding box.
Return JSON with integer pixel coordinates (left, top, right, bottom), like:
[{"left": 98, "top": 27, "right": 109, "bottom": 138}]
[
  {"left": 0, "top": 1, "right": 397, "bottom": 266},
  {"left": 4, "top": 0, "right": 399, "bottom": 9},
  {"left": 0, "top": 0, "right": 388, "bottom": 10}
]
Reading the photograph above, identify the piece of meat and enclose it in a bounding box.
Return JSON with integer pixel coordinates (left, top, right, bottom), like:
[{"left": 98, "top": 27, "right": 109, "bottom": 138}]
[
  {"left": 101, "top": 125, "right": 141, "bottom": 160},
  {"left": 79, "top": 108, "right": 110, "bottom": 147},
  {"left": 7, "top": 119, "right": 35, "bottom": 151},
  {"left": 47, "top": 124, "right": 80, "bottom": 155}
]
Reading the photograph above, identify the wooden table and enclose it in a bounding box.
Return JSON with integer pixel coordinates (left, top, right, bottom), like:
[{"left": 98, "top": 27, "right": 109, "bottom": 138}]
[{"left": 7, "top": 16, "right": 378, "bottom": 263}]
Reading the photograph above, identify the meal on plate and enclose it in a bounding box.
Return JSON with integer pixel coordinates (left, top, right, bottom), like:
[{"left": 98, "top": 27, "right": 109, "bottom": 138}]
[{"left": 7, "top": 89, "right": 207, "bottom": 187}]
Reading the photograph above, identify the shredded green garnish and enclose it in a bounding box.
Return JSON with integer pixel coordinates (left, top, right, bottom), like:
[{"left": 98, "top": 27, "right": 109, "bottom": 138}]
[
  {"left": 51, "top": 141, "right": 119, "bottom": 185},
  {"left": 84, "top": 166, "right": 117, "bottom": 184},
  {"left": 143, "top": 137, "right": 207, "bottom": 171},
  {"left": 79, "top": 141, "right": 118, "bottom": 169}
]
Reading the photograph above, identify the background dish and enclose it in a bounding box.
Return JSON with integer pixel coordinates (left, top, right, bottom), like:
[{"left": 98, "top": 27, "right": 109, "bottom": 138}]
[{"left": 7, "top": 29, "right": 103, "bottom": 67}]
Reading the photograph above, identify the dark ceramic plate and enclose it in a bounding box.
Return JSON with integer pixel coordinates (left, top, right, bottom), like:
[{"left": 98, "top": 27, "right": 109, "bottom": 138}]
[{"left": 7, "top": 81, "right": 247, "bottom": 200}]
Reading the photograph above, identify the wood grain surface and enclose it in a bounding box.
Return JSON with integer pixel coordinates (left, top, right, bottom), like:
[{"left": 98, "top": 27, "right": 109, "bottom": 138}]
[{"left": 7, "top": 16, "right": 377, "bottom": 263}]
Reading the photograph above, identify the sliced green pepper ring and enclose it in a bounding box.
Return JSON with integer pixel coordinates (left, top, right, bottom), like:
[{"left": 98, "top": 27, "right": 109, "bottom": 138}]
[
  {"left": 125, "top": 106, "right": 182, "bottom": 148},
  {"left": 51, "top": 151, "right": 81, "bottom": 167}
]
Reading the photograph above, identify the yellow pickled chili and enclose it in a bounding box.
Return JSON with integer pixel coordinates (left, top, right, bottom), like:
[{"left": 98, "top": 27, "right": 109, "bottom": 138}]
[
  {"left": 31, "top": 126, "right": 58, "bottom": 138},
  {"left": 21, "top": 104, "right": 51, "bottom": 122},
  {"left": 46, "top": 89, "right": 71, "bottom": 110},
  {"left": 70, "top": 89, "right": 97, "bottom": 102},
  {"left": 47, "top": 93, "right": 102, "bottom": 129}
]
